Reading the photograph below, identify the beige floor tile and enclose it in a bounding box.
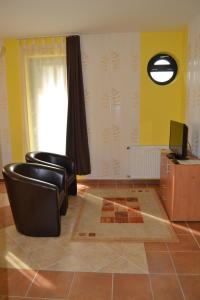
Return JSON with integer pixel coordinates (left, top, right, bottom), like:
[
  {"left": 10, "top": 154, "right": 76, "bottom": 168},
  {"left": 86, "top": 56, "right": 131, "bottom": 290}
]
[
  {"left": 0, "top": 234, "right": 40, "bottom": 269},
  {"left": 121, "top": 243, "right": 148, "bottom": 271},
  {"left": 45, "top": 254, "right": 94, "bottom": 272},
  {"left": 1, "top": 225, "right": 148, "bottom": 273},
  {"left": 5, "top": 226, "right": 52, "bottom": 252},
  {"left": 44, "top": 241, "right": 148, "bottom": 274},
  {"left": 98, "top": 256, "right": 148, "bottom": 274},
  {"left": 74, "top": 243, "right": 120, "bottom": 272},
  {"left": 28, "top": 244, "right": 67, "bottom": 269},
  {"left": 52, "top": 241, "right": 120, "bottom": 272}
]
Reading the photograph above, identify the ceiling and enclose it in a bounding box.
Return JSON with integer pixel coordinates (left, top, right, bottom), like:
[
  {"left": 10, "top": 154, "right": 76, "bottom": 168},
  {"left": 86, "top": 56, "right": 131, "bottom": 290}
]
[{"left": 0, "top": 0, "right": 200, "bottom": 38}]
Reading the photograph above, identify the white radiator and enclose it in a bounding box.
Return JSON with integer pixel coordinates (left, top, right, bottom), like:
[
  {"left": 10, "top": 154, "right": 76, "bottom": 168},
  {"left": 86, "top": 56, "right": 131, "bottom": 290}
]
[{"left": 127, "top": 145, "right": 168, "bottom": 179}]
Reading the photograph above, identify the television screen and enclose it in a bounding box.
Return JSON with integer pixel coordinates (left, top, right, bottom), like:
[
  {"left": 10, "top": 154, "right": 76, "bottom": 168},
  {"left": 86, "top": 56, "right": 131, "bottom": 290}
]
[{"left": 169, "top": 120, "right": 188, "bottom": 159}]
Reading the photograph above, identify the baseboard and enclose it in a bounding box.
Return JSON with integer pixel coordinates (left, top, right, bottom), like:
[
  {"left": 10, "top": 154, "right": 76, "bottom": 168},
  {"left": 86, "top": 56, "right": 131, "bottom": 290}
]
[
  {"left": 77, "top": 179, "right": 160, "bottom": 185},
  {"left": 0, "top": 178, "right": 159, "bottom": 185}
]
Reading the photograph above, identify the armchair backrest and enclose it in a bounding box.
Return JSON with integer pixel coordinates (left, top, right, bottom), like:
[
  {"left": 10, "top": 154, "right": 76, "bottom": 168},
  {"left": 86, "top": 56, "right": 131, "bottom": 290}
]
[
  {"left": 26, "top": 151, "right": 75, "bottom": 174},
  {"left": 3, "top": 163, "right": 65, "bottom": 192}
]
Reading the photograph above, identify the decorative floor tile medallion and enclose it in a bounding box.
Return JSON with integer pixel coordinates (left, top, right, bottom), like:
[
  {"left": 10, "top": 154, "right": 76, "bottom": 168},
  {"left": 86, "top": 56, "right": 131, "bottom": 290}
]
[
  {"left": 101, "top": 197, "right": 143, "bottom": 223},
  {"left": 72, "top": 188, "right": 178, "bottom": 242}
]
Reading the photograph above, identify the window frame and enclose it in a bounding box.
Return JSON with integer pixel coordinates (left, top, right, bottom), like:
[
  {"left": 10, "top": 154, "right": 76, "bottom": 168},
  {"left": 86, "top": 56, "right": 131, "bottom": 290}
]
[{"left": 147, "top": 53, "right": 178, "bottom": 85}]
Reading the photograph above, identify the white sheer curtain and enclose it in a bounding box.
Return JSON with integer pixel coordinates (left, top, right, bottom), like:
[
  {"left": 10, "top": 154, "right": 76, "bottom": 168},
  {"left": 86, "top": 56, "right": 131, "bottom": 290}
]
[{"left": 20, "top": 37, "right": 67, "bottom": 154}]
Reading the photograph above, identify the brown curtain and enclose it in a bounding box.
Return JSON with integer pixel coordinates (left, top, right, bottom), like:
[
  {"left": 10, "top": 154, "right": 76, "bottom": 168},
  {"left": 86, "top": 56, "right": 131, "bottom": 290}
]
[{"left": 66, "top": 35, "right": 91, "bottom": 175}]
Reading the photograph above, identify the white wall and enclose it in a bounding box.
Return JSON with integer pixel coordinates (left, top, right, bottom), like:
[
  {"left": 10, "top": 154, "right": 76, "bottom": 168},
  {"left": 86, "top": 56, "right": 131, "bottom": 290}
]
[
  {"left": 0, "top": 40, "right": 12, "bottom": 178},
  {"left": 187, "top": 15, "right": 200, "bottom": 158},
  {"left": 81, "top": 33, "right": 140, "bottom": 179}
]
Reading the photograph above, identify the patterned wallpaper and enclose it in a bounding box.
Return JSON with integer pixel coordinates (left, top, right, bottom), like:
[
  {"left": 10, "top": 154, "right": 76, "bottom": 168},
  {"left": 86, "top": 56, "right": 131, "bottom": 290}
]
[
  {"left": 0, "top": 40, "right": 12, "bottom": 178},
  {"left": 187, "top": 15, "right": 200, "bottom": 158},
  {"left": 81, "top": 33, "right": 140, "bottom": 179}
]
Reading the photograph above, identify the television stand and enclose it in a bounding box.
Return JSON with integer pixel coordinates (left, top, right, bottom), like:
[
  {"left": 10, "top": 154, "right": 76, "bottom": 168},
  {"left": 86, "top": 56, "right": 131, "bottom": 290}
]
[{"left": 160, "top": 151, "right": 200, "bottom": 221}]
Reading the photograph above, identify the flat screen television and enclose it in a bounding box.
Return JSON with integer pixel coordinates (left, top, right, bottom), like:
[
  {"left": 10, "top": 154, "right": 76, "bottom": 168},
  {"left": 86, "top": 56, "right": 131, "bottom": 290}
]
[{"left": 169, "top": 120, "right": 188, "bottom": 159}]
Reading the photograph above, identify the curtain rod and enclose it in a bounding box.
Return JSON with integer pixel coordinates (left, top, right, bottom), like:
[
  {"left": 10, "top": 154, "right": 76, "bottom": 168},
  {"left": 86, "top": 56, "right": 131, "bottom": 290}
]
[
  {"left": 17, "top": 33, "right": 80, "bottom": 40},
  {"left": 17, "top": 35, "right": 65, "bottom": 40}
]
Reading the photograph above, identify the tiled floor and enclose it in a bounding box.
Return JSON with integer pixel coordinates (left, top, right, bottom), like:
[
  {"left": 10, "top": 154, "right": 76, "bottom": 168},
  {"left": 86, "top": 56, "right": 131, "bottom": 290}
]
[{"left": 0, "top": 180, "right": 200, "bottom": 299}]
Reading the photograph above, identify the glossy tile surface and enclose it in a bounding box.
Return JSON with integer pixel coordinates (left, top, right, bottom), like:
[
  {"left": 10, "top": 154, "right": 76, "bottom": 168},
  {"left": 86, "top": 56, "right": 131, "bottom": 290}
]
[
  {"left": 113, "top": 274, "right": 153, "bottom": 300},
  {"left": 27, "top": 270, "right": 73, "bottom": 298},
  {"left": 150, "top": 274, "right": 184, "bottom": 300},
  {"left": 167, "top": 234, "right": 199, "bottom": 252},
  {"left": 0, "top": 268, "right": 37, "bottom": 296},
  {"left": 179, "top": 275, "right": 200, "bottom": 300},
  {"left": 171, "top": 252, "right": 200, "bottom": 274},
  {"left": 146, "top": 251, "right": 175, "bottom": 274},
  {"left": 0, "top": 181, "right": 200, "bottom": 299},
  {"left": 68, "top": 272, "right": 112, "bottom": 300}
]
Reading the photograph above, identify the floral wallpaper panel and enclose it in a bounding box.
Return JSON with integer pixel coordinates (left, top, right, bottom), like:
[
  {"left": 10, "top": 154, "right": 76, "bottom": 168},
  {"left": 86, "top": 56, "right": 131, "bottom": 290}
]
[
  {"left": 187, "top": 15, "right": 200, "bottom": 158},
  {"left": 81, "top": 33, "right": 140, "bottom": 179}
]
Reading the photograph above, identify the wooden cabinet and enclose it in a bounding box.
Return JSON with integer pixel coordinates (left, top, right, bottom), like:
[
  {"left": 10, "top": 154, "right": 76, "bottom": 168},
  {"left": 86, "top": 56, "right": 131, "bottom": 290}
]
[{"left": 160, "top": 152, "right": 200, "bottom": 221}]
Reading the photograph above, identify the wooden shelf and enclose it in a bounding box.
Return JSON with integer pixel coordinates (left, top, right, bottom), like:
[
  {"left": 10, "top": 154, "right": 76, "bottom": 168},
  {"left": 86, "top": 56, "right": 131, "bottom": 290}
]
[{"left": 160, "top": 152, "right": 200, "bottom": 221}]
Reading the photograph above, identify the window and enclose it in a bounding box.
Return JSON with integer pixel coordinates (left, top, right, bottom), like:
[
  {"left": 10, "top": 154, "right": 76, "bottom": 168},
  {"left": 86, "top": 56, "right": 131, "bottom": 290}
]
[
  {"left": 147, "top": 53, "right": 178, "bottom": 85},
  {"left": 25, "top": 55, "right": 68, "bottom": 154}
]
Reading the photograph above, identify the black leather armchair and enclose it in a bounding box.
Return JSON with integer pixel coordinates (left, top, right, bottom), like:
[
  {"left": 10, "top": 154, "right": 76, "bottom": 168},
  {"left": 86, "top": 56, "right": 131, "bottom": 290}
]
[
  {"left": 25, "top": 151, "right": 77, "bottom": 195},
  {"left": 2, "top": 163, "right": 67, "bottom": 237}
]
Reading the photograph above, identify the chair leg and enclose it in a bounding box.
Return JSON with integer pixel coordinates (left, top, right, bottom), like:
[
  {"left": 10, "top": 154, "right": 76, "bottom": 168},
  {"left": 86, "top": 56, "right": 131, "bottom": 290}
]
[{"left": 68, "top": 177, "right": 77, "bottom": 195}]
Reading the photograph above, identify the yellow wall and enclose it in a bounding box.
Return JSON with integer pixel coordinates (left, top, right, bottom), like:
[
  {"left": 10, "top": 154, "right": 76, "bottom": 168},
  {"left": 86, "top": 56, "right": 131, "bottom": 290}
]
[
  {"left": 140, "top": 31, "right": 187, "bottom": 145},
  {"left": 3, "top": 33, "right": 187, "bottom": 161},
  {"left": 4, "top": 39, "right": 24, "bottom": 161}
]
